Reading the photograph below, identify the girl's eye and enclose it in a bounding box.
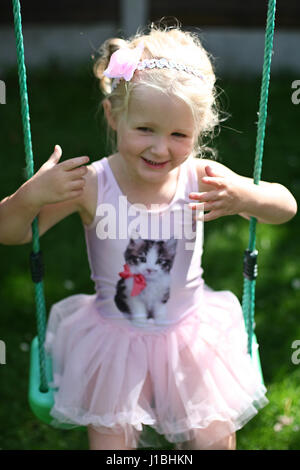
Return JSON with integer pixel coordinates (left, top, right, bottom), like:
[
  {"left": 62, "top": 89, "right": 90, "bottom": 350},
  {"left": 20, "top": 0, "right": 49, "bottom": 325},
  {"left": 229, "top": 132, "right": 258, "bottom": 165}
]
[
  {"left": 137, "top": 127, "right": 151, "bottom": 132},
  {"left": 172, "top": 132, "right": 186, "bottom": 138}
]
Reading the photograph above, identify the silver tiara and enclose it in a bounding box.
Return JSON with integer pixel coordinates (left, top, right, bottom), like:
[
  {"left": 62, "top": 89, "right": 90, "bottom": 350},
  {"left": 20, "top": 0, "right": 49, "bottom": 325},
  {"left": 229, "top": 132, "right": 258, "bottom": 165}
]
[{"left": 111, "top": 58, "right": 205, "bottom": 91}]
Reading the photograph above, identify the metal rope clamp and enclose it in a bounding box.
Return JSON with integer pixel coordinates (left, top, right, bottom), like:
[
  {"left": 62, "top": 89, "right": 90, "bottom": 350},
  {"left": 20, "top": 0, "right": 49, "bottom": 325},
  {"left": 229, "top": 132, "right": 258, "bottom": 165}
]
[{"left": 243, "top": 249, "right": 258, "bottom": 281}]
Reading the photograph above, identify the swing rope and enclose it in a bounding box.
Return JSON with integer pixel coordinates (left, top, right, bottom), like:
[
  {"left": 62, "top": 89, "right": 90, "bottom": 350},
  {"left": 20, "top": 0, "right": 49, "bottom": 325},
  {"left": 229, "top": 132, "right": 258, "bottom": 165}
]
[
  {"left": 12, "top": 0, "right": 48, "bottom": 392},
  {"left": 242, "top": 0, "right": 276, "bottom": 356},
  {"left": 12, "top": 0, "right": 276, "bottom": 395}
]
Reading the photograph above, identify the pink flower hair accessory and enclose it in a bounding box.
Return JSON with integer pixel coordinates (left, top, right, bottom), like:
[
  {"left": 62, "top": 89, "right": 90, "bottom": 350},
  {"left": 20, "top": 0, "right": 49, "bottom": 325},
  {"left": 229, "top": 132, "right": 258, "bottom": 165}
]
[
  {"left": 103, "top": 42, "right": 144, "bottom": 84},
  {"left": 103, "top": 41, "right": 205, "bottom": 92}
]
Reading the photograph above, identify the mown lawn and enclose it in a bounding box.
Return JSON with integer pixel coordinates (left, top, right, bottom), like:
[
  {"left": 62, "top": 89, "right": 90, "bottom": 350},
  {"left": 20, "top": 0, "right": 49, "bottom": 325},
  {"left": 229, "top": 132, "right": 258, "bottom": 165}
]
[{"left": 0, "top": 63, "right": 299, "bottom": 450}]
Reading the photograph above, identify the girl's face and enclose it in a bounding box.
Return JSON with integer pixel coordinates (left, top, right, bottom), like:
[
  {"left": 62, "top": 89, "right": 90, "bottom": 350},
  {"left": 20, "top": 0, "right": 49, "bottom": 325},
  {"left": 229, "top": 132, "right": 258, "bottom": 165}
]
[{"left": 112, "top": 87, "right": 196, "bottom": 185}]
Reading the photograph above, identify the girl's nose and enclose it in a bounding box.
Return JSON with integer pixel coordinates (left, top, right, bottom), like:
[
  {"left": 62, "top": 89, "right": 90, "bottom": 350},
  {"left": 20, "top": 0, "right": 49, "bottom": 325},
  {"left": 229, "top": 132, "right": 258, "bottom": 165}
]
[{"left": 151, "top": 137, "right": 169, "bottom": 158}]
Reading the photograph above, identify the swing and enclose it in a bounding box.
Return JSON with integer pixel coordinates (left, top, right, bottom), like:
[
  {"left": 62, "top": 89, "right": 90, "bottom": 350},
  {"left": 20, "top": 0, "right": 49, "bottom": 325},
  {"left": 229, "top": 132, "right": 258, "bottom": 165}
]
[{"left": 12, "top": 0, "right": 276, "bottom": 426}]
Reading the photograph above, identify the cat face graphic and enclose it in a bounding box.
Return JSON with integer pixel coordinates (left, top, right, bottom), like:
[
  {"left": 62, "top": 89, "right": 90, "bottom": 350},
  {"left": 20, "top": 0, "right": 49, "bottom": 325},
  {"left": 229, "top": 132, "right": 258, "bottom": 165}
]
[
  {"left": 124, "top": 233, "right": 177, "bottom": 280},
  {"left": 114, "top": 232, "right": 178, "bottom": 321}
]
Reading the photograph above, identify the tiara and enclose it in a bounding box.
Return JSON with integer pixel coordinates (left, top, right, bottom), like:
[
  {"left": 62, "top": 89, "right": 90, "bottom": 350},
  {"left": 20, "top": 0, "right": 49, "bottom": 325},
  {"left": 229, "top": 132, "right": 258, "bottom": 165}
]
[
  {"left": 111, "top": 58, "right": 205, "bottom": 91},
  {"left": 137, "top": 58, "right": 204, "bottom": 77},
  {"left": 103, "top": 43, "right": 205, "bottom": 92}
]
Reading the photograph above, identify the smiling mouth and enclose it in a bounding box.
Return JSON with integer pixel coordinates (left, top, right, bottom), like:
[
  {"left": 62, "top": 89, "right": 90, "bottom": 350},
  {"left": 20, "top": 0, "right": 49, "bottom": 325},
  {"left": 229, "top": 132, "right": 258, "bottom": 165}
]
[{"left": 142, "top": 157, "right": 169, "bottom": 168}]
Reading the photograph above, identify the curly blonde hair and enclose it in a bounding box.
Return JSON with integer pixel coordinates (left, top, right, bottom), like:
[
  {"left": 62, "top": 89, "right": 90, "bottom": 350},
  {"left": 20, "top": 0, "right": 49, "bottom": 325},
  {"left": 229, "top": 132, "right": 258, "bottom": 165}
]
[{"left": 93, "top": 22, "right": 222, "bottom": 158}]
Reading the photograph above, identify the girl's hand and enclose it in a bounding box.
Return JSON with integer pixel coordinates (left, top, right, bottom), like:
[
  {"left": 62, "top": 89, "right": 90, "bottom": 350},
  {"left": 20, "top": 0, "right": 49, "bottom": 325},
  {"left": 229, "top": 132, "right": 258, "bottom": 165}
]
[
  {"left": 189, "top": 165, "right": 246, "bottom": 222},
  {"left": 29, "top": 145, "right": 90, "bottom": 207}
]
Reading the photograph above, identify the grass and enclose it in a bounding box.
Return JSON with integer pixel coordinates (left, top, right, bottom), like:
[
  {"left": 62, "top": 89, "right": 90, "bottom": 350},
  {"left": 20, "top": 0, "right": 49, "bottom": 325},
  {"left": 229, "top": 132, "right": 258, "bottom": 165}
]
[{"left": 0, "top": 63, "right": 299, "bottom": 450}]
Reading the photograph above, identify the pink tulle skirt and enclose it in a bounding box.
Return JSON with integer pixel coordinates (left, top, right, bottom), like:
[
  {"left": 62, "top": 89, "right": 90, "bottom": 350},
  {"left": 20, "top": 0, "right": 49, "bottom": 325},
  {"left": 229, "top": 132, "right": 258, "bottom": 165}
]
[{"left": 44, "top": 285, "right": 268, "bottom": 449}]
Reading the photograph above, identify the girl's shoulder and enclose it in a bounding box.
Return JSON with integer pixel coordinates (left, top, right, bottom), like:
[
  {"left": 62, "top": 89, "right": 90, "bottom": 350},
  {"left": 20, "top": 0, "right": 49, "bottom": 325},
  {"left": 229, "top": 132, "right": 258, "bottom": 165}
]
[
  {"left": 193, "top": 157, "right": 236, "bottom": 192},
  {"left": 78, "top": 162, "right": 98, "bottom": 226}
]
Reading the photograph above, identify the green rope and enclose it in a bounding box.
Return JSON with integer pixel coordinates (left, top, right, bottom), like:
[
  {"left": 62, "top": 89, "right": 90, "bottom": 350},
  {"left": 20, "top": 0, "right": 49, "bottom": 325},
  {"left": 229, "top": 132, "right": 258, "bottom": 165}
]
[
  {"left": 242, "top": 0, "right": 277, "bottom": 356},
  {"left": 12, "top": 0, "right": 48, "bottom": 393}
]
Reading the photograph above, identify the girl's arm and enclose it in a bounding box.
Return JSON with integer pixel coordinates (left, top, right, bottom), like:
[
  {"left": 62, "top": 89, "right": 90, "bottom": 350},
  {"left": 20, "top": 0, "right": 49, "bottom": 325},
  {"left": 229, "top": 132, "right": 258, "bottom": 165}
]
[
  {"left": 0, "top": 146, "right": 90, "bottom": 245},
  {"left": 0, "top": 181, "right": 43, "bottom": 245},
  {"left": 234, "top": 182, "right": 297, "bottom": 224},
  {"left": 192, "top": 159, "right": 297, "bottom": 224}
]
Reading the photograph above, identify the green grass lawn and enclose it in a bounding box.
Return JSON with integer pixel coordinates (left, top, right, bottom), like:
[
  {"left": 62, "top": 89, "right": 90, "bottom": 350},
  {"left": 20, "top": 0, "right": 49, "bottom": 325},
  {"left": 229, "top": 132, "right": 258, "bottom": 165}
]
[{"left": 0, "top": 63, "right": 299, "bottom": 450}]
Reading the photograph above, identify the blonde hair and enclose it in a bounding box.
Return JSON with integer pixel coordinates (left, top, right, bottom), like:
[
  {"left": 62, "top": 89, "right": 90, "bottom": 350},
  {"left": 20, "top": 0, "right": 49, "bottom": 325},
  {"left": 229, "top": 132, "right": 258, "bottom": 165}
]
[{"left": 93, "top": 22, "right": 223, "bottom": 158}]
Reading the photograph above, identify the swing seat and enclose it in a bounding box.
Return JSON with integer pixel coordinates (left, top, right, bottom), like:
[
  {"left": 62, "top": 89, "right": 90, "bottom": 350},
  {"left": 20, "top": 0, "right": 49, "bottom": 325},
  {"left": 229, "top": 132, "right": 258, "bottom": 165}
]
[
  {"left": 28, "top": 336, "right": 55, "bottom": 425},
  {"left": 28, "top": 333, "right": 264, "bottom": 426}
]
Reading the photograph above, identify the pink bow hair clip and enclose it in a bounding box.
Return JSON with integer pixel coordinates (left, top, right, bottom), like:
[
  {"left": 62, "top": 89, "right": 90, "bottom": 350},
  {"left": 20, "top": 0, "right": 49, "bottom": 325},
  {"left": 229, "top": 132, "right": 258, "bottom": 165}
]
[{"left": 104, "top": 42, "right": 144, "bottom": 82}]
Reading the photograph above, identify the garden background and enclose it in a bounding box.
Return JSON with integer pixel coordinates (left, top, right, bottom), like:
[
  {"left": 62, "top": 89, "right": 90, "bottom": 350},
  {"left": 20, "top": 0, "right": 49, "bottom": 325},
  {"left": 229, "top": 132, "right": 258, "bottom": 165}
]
[{"left": 0, "top": 0, "right": 300, "bottom": 450}]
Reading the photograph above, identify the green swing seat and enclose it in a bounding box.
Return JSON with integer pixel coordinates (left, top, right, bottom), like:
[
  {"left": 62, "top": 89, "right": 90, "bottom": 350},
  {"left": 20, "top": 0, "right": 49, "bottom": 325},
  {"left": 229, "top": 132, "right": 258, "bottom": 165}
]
[{"left": 28, "top": 337, "right": 55, "bottom": 425}]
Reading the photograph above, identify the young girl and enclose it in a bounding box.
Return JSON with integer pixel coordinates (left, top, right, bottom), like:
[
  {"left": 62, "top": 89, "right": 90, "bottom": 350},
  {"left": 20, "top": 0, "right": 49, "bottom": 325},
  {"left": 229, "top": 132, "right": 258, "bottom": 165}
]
[{"left": 0, "top": 24, "right": 297, "bottom": 451}]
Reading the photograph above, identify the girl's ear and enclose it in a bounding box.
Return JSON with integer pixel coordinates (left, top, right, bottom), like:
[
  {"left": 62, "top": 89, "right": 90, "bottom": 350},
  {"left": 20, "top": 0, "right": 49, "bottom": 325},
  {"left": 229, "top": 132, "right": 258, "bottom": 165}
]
[{"left": 103, "top": 99, "right": 117, "bottom": 131}]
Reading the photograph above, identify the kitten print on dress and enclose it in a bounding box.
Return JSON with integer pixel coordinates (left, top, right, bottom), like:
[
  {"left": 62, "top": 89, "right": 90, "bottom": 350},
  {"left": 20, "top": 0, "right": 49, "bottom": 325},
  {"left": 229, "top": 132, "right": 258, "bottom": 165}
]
[{"left": 114, "top": 233, "right": 177, "bottom": 325}]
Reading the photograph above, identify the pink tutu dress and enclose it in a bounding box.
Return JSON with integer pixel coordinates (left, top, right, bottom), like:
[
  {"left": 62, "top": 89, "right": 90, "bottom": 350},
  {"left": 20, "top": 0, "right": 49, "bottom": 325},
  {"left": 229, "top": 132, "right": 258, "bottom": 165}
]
[{"left": 45, "top": 155, "right": 268, "bottom": 448}]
